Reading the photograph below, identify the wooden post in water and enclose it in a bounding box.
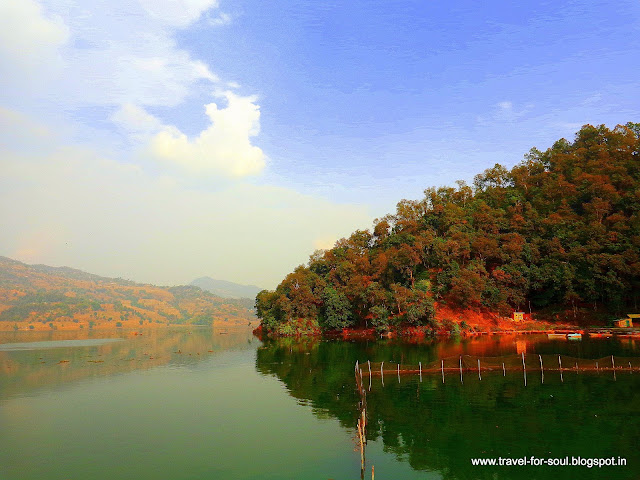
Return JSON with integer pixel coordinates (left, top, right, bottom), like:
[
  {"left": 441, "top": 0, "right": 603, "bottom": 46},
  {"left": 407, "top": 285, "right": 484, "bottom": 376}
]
[
  {"left": 478, "top": 358, "right": 482, "bottom": 380},
  {"left": 372, "top": 465, "right": 374, "bottom": 480},
  {"left": 420, "top": 361, "right": 423, "bottom": 382},
  {"left": 397, "top": 363, "right": 400, "bottom": 383},
  {"left": 558, "top": 355, "right": 563, "bottom": 383},
  {"left": 441, "top": 360, "right": 444, "bottom": 383},
  {"left": 539, "top": 354, "right": 544, "bottom": 384},
  {"left": 522, "top": 352, "right": 527, "bottom": 387},
  {"left": 459, "top": 356, "right": 463, "bottom": 384},
  {"left": 612, "top": 355, "right": 616, "bottom": 381},
  {"left": 575, "top": 361, "right": 578, "bottom": 373},
  {"left": 502, "top": 362, "right": 505, "bottom": 376},
  {"left": 630, "top": 361, "right": 632, "bottom": 373},
  {"left": 381, "top": 362, "right": 384, "bottom": 387},
  {"left": 368, "top": 361, "right": 372, "bottom": 391},
  {"left": 357, "top": 419, "right": 365, "bottom": 476},
  {"left": 596, "top": 361, "right": 599, "bottom": 373}
]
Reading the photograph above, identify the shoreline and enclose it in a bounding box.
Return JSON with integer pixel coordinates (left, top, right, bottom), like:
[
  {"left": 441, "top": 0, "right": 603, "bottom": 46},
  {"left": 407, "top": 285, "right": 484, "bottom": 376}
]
[
  {"left": 254, "top": 324, "right": 640, "bottom": 340},
  {"left": 0, "top": 321, "right": 259, "bottom": 333}
]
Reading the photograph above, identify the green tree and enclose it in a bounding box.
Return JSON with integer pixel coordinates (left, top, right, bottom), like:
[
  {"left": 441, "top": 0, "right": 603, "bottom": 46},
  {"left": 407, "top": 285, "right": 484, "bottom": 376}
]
[{"left": 320, "top": 287, "right": 353, "bottom": 330}]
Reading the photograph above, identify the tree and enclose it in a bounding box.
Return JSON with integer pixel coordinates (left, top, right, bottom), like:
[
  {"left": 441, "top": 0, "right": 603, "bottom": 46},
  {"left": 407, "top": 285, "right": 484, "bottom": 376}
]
[{"left": 320, "top": 287, "right": 353, "bottom": 330}]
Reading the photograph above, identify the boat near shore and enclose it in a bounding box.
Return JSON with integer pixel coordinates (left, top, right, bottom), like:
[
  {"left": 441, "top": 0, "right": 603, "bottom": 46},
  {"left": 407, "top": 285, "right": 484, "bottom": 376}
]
[
  {"left": 547, "top": 333, "right": 567, "bottom": 339},
  {"left": 547, "top": 332, "right": 583, "bottom": 340}
]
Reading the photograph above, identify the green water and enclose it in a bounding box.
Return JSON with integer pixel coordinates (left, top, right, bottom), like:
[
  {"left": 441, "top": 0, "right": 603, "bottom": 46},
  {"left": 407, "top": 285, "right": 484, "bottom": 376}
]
[{"left": 1, "top": 329, "right": 639, "bottom": 479}]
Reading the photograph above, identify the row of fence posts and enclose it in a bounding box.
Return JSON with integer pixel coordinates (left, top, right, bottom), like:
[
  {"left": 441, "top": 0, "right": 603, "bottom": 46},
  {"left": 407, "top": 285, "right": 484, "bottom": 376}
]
[
  {"left": 360, "top": 354, "right": 630, "bottom": 390},
  {"left": 353, "top": 354, "right": 632, "bottom": 478}
]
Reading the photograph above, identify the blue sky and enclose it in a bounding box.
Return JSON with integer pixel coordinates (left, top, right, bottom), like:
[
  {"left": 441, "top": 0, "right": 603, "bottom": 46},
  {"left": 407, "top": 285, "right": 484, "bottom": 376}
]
[
  {"left": 178, "top": 0, "right": 640, "bottom": 207},
  {"left": 1, "top": 0, "right": 639, "bottom": 288}
]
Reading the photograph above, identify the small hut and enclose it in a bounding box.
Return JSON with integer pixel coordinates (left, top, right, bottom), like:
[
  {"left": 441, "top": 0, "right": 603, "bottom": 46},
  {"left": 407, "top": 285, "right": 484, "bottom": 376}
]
[
  {"left": 513, "top": 312, "right": 524, "bottom": 322},
  {"left": 614, "top": 314, "right": 637, "bottom": 328}
]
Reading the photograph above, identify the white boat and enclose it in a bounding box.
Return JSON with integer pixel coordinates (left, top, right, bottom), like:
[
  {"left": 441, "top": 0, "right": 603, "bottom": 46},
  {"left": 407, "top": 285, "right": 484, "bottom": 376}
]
[{"left": 547, "top": 333, "right": 566, "bottom": 339}]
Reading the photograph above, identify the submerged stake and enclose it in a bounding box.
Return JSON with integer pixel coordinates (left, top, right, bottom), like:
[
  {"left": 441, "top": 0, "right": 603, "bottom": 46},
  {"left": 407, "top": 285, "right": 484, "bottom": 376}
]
[
  {"left": 539, "top": 354, "right": 543, "bottom": 371},
  {"left": 459, "top": 356, "right": 463, "bottom": 384},
  {"left": 478, "top": 359, "right": 482, "bottom": 380},
  {"left": 559, "top": 355, "right": 563, "bottom": 383}
]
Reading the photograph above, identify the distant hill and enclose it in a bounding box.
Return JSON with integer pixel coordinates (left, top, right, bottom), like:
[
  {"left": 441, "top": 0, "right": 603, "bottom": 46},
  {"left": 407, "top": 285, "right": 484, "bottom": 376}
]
[
  {"left": 190, "top": 276, "right": 262, "bottom": 300},
  {"left": 0, "top": 256, "right": 257, "bottom": 331}
]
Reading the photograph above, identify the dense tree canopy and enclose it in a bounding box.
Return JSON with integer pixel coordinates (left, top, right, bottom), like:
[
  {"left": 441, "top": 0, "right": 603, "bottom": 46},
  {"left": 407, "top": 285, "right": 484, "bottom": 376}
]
[{"left": 257, "top": 123, "right": 640, "bottom": 334}]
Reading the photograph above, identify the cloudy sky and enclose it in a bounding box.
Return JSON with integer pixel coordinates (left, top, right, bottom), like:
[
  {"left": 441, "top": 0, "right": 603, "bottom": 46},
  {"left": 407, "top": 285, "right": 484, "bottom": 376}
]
[{"left": 1, "top": 0, "right": 639, "bottom": 289}]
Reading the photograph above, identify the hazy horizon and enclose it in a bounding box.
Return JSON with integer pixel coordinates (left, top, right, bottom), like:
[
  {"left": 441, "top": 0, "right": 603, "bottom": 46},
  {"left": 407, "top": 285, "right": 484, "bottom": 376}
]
[
  {"left": 1, "top": 0, "right": 639, "bottom": 289},
  {"left": 1, "top": 254, "right": 266, "bottom": 291}
]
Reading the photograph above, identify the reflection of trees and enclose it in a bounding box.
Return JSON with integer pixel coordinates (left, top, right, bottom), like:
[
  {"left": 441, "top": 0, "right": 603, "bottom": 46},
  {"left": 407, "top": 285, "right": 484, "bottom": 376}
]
[
  {"left": 256, "top": 338, "right": 640, "bottom": 480},
  {"left": 0, "top": 328, "right": 255, "bottom": 398}
]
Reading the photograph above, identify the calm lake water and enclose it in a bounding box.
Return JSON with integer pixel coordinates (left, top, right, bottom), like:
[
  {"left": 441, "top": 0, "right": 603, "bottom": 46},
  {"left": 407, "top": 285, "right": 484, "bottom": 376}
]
[{"left": 1, "top": 328, "right": 639, "bottom": 479}]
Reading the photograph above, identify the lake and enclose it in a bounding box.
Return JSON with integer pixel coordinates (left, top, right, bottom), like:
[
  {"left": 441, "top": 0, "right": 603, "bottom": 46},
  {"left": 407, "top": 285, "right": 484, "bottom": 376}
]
[{"left": 1, "top": 328, "right": 639, "bottom": 479}]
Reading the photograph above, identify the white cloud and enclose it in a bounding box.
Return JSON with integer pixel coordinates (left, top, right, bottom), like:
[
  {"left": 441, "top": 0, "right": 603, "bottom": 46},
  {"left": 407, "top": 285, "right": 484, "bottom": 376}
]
[
  {"left": 0, "top": 0, "right": 221, "bottom": 109},
  {"left": 60, "top": 35, "right": 217, "bottom": 108},
  {"left": 0, "top": 0, "right": 68, "bottom": 82},
  {"left": 137, "top": 0, "right": 220, "bottom": 27},
  {"left": 149, "top": 92, "right": 265, "bottom": 176},
  {"left": 0, "top": 111, "right": 371, "bottom": 288},
  {"left": 0, "top": 2, "right": 351, "bottom": 287},
  {"left": 0, "top": 0, "right": 266, "bottom": 179},
  {"left": 113, "top": 91, "right": 266, "bottom": 177},
  {"left": 208, "top": 12, "right": 232, "bottom": 26},
  {"left": 111, "top": 104, "right": 164, "bottom": 137}
]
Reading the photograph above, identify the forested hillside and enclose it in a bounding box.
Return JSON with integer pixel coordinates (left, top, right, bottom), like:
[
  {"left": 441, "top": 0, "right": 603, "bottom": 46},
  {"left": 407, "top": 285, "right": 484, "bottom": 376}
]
[
  {"left": 0, "top": 257, "right": 257, "bottom": 330},
  {"left": 256, "top": 123, "right": 640, "bottom": 335}
]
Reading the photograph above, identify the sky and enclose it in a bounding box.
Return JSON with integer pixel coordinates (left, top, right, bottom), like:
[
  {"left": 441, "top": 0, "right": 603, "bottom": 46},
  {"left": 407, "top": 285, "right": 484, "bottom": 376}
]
[{"left": 1, "top": 0, "right": 639, "bottom": 289}]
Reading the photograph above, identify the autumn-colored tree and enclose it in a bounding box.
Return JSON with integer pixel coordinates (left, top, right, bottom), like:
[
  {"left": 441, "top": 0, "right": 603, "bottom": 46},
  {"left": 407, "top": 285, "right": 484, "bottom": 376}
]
[{"left": 256, "top": 123, "right": 640, "bottom": 334}]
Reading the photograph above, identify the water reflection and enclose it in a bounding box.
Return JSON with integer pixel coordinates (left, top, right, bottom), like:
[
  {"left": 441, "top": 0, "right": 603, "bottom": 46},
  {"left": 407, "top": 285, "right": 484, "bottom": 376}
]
[
  {"left": 0, "top": 327, "right": 256, "bottom": 399},
  {"left": 256, "top": 335, "right": 640, "bottom": 480}
]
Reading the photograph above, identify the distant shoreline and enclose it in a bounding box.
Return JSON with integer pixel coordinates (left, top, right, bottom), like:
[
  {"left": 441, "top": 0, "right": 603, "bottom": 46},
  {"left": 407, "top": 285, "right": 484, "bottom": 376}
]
[{"left": 0, "top": 321, "right": 259, "bottom": 333}]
